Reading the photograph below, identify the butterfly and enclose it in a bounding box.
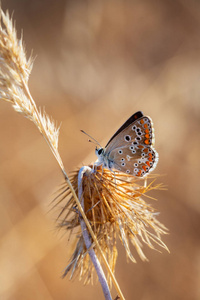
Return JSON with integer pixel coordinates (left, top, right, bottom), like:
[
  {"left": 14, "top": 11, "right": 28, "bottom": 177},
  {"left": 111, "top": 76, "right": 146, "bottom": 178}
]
[{"left": 94, "top": 111, "right": 158, "bottom": 177}]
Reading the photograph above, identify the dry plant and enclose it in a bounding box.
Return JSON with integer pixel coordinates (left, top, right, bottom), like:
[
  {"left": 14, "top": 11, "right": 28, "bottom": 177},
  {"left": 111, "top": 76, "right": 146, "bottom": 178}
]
[
  {"left": 55, "top": 167, "right": 168, "bottom": 286},
  {"left": 0, "top": 8, "right": 168, "bottom": 300}
]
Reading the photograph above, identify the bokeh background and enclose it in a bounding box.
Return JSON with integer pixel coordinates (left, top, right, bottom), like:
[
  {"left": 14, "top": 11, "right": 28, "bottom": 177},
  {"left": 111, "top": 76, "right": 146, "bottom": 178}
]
[{"left": 0, "top": 0, "right": 200, "bottom": 299}]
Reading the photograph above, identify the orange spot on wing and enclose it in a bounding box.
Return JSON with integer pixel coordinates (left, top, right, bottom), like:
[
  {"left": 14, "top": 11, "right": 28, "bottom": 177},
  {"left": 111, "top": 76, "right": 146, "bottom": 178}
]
[
  {"left": 146, "top": 161, "right": 150, "bottom": 167},
  {"left": 138, "top": 145, "right": 144, "bottom": 149},
  {"left": 145, "top": 129, "right": 149, "bottom": 133},
  {"left": 145, "top": 134, "right": 150, "bottom": 138},
  {"left": 144, "top": 139, "right": 149, "bottom": 145},
  {"left": 137, "top": 170, "right": 142, "bottom": 176},
  {"left": 143, "top": 148, "right": 148, "bottom": 153},
  {"left": 140, "top": 119, "right": 144, "bottom": 124},
  {"left": 142, "top": 165, "right": 147, "bottom": 171},
  {"left": 144, "top": 124, "right": 148, "bottom": 129}
]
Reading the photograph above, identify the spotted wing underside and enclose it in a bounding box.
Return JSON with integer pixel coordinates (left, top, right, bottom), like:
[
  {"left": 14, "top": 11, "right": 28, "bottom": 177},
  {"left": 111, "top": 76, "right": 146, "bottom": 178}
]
[{"left": 105, "top": 112, "right": 158, "bottom": 177}]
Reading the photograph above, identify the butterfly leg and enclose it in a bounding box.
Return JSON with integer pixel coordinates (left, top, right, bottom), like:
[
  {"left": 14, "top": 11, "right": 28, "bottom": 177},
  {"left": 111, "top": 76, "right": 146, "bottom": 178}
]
[
  {"left": 92, "top": 161, "right": 99, "bottom": 173},
  {"left": 92, "top": 163, "right": 95, "bottom": 172}
]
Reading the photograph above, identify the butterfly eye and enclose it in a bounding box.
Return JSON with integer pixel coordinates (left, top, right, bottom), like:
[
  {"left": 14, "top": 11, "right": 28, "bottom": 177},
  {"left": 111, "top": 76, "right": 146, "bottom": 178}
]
[{"left": 98, "top": 148, "right": 104, "bottom": 155}]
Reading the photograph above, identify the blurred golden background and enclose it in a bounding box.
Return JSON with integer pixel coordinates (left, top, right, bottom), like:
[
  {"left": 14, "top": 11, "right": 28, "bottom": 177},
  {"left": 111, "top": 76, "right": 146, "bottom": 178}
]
[{"left": 0, "top": 0, "right": 200, "bottom": 299}]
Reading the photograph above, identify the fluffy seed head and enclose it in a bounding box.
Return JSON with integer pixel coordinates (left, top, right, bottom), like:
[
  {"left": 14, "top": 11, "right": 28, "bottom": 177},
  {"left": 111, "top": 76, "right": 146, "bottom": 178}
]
[{"left": 55, "top": 166, "right": 168, "bottom": 284}]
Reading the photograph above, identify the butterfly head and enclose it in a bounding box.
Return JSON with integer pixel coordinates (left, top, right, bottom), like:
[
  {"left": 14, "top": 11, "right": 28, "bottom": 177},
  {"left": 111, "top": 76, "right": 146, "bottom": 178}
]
[{"left": 95, "top": 147, "right": 107, "bottom": 166}]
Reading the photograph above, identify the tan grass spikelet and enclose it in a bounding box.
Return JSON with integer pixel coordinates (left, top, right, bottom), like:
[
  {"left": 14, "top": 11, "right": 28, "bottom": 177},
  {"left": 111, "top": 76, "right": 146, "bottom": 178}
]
[
  {"left": 0, "top": 10, "right": 32, "bottom": 85},
  {"left": 55, "top": 166, "right": 168, "bottom": 284},
  {"left": 0, "top": 9, "right": 61, "bottom": 164}
]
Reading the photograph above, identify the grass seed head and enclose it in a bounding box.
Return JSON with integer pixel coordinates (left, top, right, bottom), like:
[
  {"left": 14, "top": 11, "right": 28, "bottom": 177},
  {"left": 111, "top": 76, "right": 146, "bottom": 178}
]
[{"left": 55, "top": 166, "right": 168, "bottom": 284}]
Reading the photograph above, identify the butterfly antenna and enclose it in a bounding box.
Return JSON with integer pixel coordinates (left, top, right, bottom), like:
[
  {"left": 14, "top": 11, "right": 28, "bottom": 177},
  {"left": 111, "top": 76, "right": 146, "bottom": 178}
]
[{"left": 80, "top": 130, "right": 102, "bottom": 148}]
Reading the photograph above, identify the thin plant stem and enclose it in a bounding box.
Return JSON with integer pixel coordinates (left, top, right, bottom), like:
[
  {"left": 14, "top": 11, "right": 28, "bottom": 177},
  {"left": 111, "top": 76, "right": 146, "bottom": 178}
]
[
  {"left": 78, "top": 166, "right": 112, "bottom": 300},
  {"left": 76, "top": 166, "right": 125, "bottom": 300}
]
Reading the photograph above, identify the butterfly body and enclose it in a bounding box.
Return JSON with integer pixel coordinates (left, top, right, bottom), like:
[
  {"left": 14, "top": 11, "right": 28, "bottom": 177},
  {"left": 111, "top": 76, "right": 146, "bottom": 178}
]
[{"left": 95, "top": 111, "right": 158, "bottom": 177}]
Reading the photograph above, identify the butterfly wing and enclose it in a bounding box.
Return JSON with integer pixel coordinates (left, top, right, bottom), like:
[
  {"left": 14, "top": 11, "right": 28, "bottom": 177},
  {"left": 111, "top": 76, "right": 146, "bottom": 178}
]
[{"left": 104, "top": 112, "right": 158, "bottom": 177}]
